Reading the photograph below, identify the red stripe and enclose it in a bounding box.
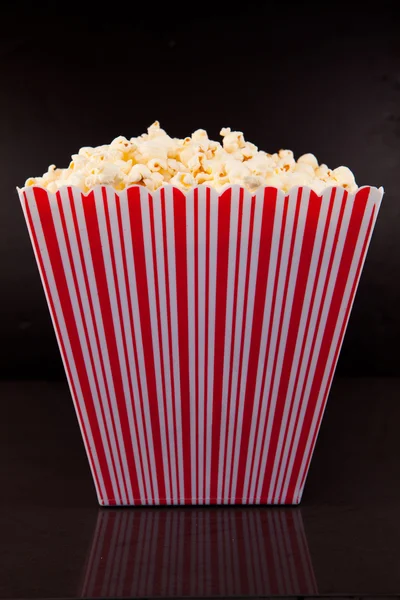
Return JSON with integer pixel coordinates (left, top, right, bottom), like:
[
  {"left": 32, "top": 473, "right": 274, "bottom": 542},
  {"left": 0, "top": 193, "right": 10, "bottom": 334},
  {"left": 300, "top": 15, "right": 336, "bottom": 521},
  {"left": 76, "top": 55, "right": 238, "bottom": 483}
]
[
  {"left": 68, "top": 189, "right": 122, "bottom": 503},
  {"left": 223, "top": 188, "right": 244, "bottom": 497},
  {"left": 248, "top": 193, "right": 289, "bottom": 500},
  {"left": 286, "top": 188, "right": 368, "bottom": 501},
  {"left": 82, "top": 191, "right": 131, "bottom": 502},
  {"left": 56, "top": 191, "right": 112, "bottom": 501},
  {"left": 229, "top": 195, "right": 256, "bottom": 500},
  {"left": 115, "top": 193, "right": 155, "bottom": 500},
  {"left": 29, "top": 188, "right": 114, "bottom": 502},
  {"left": 127, "top": 187, "right": 167, "bottom": 502},
  {"left": 296, "top": 195, "right": 376, "bottom": 497},
  {"left": 149, "top": 193, "right": 175, "bottom": 501},
  {"left": 69, "top": 190, "right": 124, "bottom": 504},
  {"left": 277, "top": 188, "right": 337, "bottom": 502},
  {"left": 210, "top": 188, "right": 231, "bottom": 501},
  {"left": 172, "top": 188, "right": 191, "bottom": 502},
  {"left": 102, "top": 189, "right": 142, "bottom": 501},
  {"left": 235, "top": 188, "right": 277, "bottom": 501},
  {"left": 203, "top": 188, "right": 211, "bottom": 498},
  {"left": 255, "top": 189, "right": 302, "bottom": 499},
  {"left": 264, "top": 190, "right": 322, "bottom": 501},
  {"left": 160, "top": 188, "right": 180, "bottom": 497}
]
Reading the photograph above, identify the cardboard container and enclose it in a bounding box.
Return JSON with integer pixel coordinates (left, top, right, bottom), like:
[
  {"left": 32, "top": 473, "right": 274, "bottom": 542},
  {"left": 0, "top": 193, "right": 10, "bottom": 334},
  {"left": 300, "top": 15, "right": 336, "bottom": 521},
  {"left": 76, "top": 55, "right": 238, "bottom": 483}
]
[
  {"left": 81, "top": 508, "right": 317, "bottom": 596},
  {"left": 19, "top": 184, "right": 383, "bottom": 505}
]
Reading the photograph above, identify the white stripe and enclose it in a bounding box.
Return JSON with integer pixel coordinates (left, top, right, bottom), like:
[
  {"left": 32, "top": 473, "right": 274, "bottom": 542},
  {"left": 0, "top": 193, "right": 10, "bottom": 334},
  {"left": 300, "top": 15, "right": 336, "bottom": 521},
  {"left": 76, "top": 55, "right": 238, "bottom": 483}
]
[
  {"left": 120, "top": 191, "right": 162, "bottom": 504},
  {"left": 197, "top": 187, "right": 207, "bottom": 503},
  {"left": 217, "top": 186, "right": 240, "bottom": 502},
  {"left": 229, "top": 189, "right": 264, "bottom": 501},
  {"left": 280, "top": 187, "right": 354, "bottom": 501},
  {"left": 163, "top": 187, "right": 185, "bottom": 503},
  {"left": 271, "top": 188, "right": 333, "bottom": 502},
  {"left": 72, "top": 188, "right": 131, "bottom": 505},
  {"left": 293, "top": 193, "right": 379, "bottom": 500},
  {"left": 152, "top": 190, "right": 178, "bottom": 503},
  {"left": 241, "top": 191, "right": 285, "bottom": 502},
  {"left": 254, "top": 188, "right": 310, "bottom": 503},
  {"left": 104, "top": 188, "right": 158, "bottom": 502},
  {"left": 139, "top": 190, "right": 172, "bottom": 503},
  {"left": 186, "top": 190, "right": 196, "bottom": 502},
  {"left": 248, "top": 190, "right": 299, "bottom": 503},
  {"left": 205, "top": 188, "right": 218, "bottom": 502},
  {"left": 223, "top": 186, "right": 252, "bottom": 502},
  {"left": 22, "top": 189, "right": 108, "bottom": 504},
  {"left": 48, "top": 190, "right": 122, "bottom": 503}
]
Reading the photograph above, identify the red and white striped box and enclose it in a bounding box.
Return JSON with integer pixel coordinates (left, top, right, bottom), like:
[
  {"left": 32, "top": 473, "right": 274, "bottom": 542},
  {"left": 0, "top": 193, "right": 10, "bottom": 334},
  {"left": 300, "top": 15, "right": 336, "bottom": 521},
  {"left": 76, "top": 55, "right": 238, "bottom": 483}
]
[{"left": 19, "top": 184, "right": 383, "bottom": 505}]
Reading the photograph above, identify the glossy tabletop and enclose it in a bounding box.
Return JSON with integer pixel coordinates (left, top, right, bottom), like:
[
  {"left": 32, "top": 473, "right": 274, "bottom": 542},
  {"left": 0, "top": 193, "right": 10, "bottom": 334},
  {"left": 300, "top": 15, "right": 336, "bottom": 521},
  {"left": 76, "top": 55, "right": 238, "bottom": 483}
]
[{"left": 1, "top": 378, "right": 400, "bottom": 598}]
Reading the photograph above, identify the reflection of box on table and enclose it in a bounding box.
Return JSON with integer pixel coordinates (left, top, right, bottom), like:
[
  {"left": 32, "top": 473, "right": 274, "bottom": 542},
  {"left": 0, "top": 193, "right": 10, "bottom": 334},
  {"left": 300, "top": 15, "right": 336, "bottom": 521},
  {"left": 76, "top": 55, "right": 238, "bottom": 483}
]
[
  {"left": 20, "top": 184, "right": 383, "bottom": 505},
  {"left": 81, "top": 508, "right": 317, "bottom": 597}
]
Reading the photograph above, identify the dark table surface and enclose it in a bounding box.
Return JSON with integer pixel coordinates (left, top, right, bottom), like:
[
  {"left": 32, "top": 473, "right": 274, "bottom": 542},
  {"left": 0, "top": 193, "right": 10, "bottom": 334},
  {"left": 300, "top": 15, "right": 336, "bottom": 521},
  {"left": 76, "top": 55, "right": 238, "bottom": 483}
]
[{"left": 1, "top": 377, "right": 400, "bottom": 599}]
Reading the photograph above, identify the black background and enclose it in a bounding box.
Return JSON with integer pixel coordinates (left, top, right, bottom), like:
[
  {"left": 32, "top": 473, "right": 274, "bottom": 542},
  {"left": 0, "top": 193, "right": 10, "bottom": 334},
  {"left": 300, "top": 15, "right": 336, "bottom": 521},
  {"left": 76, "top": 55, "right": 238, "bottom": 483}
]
[{"left": 1, "top": 1, "right": 399, "bottom": 380}]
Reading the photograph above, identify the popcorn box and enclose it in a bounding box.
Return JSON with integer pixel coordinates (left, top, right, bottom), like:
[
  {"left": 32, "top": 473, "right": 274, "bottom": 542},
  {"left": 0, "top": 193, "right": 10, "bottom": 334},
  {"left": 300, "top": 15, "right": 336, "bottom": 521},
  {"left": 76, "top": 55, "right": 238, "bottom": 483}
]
[
  {"left": 19, "top": 183, "right": 383, "bottom": 505},
  {"left": 81, "top": 508, "right": 317, "bottom": 596}
]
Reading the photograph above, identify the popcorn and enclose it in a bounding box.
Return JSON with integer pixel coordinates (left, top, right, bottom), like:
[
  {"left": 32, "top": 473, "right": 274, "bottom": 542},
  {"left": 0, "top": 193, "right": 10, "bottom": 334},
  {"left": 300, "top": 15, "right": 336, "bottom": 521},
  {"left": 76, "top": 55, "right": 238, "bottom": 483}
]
[
  {"left": 298, "top": 153, "right": 319, "bottom": 169},
  {"left": 24, "top": 122, "right": 359, "bottom": 194},
  {"left": 332, "top": 166, "right": 356, "bottom": 190},
  {"left": 220, "top": 127, "right": 246, "bottom": 154},
  {"left": 169, "top": 172, "right": 196, "bottom": 190}
]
